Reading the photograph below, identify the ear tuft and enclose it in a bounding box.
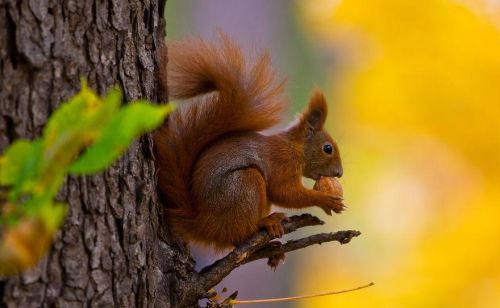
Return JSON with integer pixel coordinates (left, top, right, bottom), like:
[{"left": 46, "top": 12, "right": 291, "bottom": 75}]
[{"left": 303, "top": 88, "right": 328, "bottom": 130}]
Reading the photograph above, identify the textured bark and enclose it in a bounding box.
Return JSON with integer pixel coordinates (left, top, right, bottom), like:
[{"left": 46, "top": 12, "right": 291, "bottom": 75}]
[{"left": 0, "top": 1, "right": 196, "bottom": 307}]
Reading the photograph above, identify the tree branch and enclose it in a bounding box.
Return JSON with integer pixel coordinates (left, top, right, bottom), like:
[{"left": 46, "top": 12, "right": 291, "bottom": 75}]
[
  {"left": 245, "top": 230, "right": 361, "bottom": 264},
  {"left": 179, "top": 214, "right": 361, "bottom": 305},
  {"left": 197, "top": 214, "right": 324, "bottom": 290}
]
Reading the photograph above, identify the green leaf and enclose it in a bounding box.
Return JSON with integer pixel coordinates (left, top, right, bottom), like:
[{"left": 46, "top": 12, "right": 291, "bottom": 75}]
[
  {"left": 42, "top": 85, "right": 120, "bottom": 158},
  {"left": 68, "top": 102, "right": 173, "bottom": 174},
  {"left": 38, "top": 201, "right": 67, "bottom": 232},
  {"left": 43, "top": 83, "right": 100, "bottom": 145},
  {"left": 0, "top": 140, "right": 33, "bottom": 185},
  {"left": 39, "top": 86, "right": 122, "bottom": 185},
  {"left": 0, "top": 140, "right": 42, "bottom": 200}
]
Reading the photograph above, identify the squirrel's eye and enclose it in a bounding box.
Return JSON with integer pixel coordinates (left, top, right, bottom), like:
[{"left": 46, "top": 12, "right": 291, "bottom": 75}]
[{"left": 323, "top": 144, "right": 333, "bottom": 154}]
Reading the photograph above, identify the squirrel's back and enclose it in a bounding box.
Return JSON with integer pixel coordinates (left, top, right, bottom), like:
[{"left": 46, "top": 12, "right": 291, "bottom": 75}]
[{"left": 154, "top": 34, "right": 286, "bottom": 239}]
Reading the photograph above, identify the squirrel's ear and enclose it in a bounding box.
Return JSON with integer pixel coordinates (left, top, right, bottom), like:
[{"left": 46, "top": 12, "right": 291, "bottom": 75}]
[{"left": 302, "top": 89, "right": 328, "bottom": 132}]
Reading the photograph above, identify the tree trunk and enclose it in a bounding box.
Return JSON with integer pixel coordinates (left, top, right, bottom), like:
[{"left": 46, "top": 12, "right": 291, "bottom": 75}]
[{"left": 0, "top": 1, "right": 195, "bottom": 307}]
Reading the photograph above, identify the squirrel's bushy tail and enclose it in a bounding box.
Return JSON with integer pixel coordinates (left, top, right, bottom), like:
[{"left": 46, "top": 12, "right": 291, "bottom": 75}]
[{"left": 154, "top": 34, "right": 286, "bottom": 239}]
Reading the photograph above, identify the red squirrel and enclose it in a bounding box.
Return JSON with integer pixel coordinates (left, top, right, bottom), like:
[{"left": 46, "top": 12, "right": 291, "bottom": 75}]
[{"left": 154, "top": 34, "right": 344, "bottom": 250}]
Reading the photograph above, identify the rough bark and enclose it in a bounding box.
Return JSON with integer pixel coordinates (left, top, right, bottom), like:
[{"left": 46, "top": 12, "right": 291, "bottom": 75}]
[{"left": 0, "top": 1, "right": 196, "bottom": 307}]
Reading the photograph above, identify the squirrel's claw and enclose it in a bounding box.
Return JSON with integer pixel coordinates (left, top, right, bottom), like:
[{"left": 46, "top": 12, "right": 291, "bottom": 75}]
[{"left": 321, "top": 207, "right": 333, "bottom": 216}]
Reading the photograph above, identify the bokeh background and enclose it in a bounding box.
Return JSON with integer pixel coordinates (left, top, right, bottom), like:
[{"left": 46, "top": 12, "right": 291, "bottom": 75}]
[{"left": 166, "top": 1, "right": 500, "bottom": 307}]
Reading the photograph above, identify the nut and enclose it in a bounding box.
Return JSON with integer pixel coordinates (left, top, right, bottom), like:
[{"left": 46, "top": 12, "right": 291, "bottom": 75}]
[{"left": 313, "top": 176, "right": 343, "bottom": 197}]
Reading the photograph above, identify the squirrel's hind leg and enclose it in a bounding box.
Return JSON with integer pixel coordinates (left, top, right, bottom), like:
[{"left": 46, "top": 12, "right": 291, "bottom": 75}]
[{"left": 193, "top": 167, "right": 271, "bottom": 247}]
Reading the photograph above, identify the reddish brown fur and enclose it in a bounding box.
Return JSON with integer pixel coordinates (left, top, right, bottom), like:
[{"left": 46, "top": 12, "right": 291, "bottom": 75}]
[{"left": 154, "top": 34, "right": 343, "bottom": 250}]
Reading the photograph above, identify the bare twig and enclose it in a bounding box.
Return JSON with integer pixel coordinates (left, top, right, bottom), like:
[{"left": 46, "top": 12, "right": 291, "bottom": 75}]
[{"left": 245, "top": 230, "right": 361, "bottom": 264}]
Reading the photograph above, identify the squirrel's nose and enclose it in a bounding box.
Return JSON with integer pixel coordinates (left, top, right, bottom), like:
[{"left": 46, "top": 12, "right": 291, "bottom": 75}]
[{"left": 335, "top": 167, "right": 343, "bottom": 178}]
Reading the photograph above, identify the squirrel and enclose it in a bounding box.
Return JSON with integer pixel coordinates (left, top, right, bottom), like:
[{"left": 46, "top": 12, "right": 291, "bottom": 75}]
[{"left": 154, "top": 34, "right": 344, "bottom": 250}]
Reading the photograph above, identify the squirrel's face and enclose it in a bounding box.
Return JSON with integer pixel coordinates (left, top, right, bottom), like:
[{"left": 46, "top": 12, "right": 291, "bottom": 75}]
[
  {"left": 294, "top": 89, "right": 343, "bottom": 180},
  {"left": 303, "top": 130, "right": 343, "bottom": 180}
]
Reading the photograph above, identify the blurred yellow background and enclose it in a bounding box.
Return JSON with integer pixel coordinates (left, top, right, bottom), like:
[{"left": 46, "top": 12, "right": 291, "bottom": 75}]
[
  {"left": 296, "top": 0, "right": 500, "bottom": 307},
  {"left": 167, "top": 0, "right": 500, "bottom": 306}
]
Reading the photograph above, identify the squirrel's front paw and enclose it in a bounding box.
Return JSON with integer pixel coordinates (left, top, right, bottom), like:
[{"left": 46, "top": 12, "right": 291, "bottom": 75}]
[
  {"left": 258, "top": 212, "right": 290, "bottom": 238},
  {"left": 319, "top": 195, "right": 346, "bottom": 215}
]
